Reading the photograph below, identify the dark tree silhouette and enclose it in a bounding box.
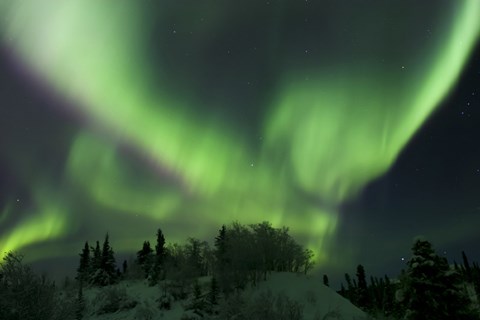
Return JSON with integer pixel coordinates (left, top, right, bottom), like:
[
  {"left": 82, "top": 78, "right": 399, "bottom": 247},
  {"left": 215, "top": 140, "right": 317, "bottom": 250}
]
[
  {"left": 323, "top": 274, "right": 329, "bottom": 287},
  {"left": 356, "top": 264, "right": 370, "bottom": 310},
  {"left": 76, "top": 241, "right": 90, "bottom": 282},
  {"left": 0, "top": 252, "right": 56, "bottom": 320},
  {"left": 122, "top": 259, "right": 128, "bottom": 274},
  {"left": 137, "top": 240, "right": 154, "bottom": 279},
  {"left": 399, "top": 238, "right": 477, "bottom": 320}
]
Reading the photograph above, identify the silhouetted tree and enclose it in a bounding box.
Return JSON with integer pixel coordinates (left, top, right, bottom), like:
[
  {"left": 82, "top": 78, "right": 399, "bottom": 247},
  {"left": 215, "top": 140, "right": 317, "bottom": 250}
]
[
  {"left": 75, "top": 280, "right": 85, "bottom": 320},
  {"left": 149, "top": 228, "right": 166, "bottom": 283},
  {"left": 0, "top": 252, "right": 56, "bottom": 320},
  {"left": 101, "top": 233, "right": 117, "bottom": 281},
  {"left": 398, "top": 238, "right": 477, "bottom": 320},
  {"left": 462, "top": 251, "right": 472, "bottom": 282},
  {"left": 301, "top": 248, "right": 315, "bottom": 275},
  {"left": 214, "top": 225, "right": 232, "bottom": 294},
  {"left": 187, "top": 281, "right": 205, "bottom": 317},
  {"left": 356, "top": 264, "right": 370, "bottom": 310},
  {"left": 207, "top": 276, "right": 219, "bottom": 315},
  {"left": 250, "top": 221, "right": 276, "bottom": 280},
  {"left": 122, "top": 259, "right": 128, "bottom": 274},
  {"left": 136, "top": 240, "right": 154, "bottom": 279},
  {"left": 323, "top": 274, "right": 329, "bottom": 287},
  {"left": 90, "top": 233, "right": 117, "bottom": 286},
  {"left": 155, "top": 228, "right": 166, "bottom": 265},
  {"left": 185, "top": 237, "right": 204, "bottom": 277},
  {"left": 76, "top": 241, "right": 90, "bottom": 283}
]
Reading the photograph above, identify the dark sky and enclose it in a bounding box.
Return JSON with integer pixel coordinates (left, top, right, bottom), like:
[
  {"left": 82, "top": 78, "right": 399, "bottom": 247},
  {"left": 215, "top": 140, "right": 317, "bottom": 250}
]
[
  {"left": 337, "top": 41, "right": 480, "bottom": 279},
  {"left": 0, "top": 1, "right": 479, "bottom": 285}
]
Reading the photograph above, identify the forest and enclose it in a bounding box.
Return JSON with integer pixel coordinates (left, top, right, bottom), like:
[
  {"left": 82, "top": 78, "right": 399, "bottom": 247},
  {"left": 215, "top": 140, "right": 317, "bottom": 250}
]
[{"left": 1, "top": 221, "right": 479, "bottom": 320}]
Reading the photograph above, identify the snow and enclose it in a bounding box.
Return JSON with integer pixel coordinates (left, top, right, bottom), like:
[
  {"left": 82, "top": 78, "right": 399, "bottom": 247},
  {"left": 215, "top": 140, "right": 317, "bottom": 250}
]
[
  {"left": 81, "top": 273, "right": 366, "bottom": 319},
  {"left": 246, "top": 272, "right": 366, "bottom": 319}
]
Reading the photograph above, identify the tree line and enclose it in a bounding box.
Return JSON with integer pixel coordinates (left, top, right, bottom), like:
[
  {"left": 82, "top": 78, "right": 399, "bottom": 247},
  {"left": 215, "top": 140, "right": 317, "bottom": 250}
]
[
  {"left": 4, "top": 222, "right": 480, "bottom": 319},
  {"left": 338, "top": 238, "right": 480, "bottom": 320},
  {"left": 75, "top": 221, "right": 315, "bottom": 291}
]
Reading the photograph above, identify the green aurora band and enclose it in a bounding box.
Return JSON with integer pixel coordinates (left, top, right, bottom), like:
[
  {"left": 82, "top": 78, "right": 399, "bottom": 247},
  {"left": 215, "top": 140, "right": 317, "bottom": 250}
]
[{"left": 0, "top": 1, "right": 479, "bottom": 265}]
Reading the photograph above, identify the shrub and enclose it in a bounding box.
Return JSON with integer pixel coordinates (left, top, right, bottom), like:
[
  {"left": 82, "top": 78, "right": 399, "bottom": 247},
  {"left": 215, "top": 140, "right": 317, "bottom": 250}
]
[
  {"left": 95, "top": 286, "right": 137, "bottom": 314},
  {"left": 218, "top": 291, "right": 247, "bottom": 320},
  {"left": 246, "top": 290, "right": 304, "bottom": 320},
  {"left": 134, "top": 303, "right": 155, "bottom": 320}
]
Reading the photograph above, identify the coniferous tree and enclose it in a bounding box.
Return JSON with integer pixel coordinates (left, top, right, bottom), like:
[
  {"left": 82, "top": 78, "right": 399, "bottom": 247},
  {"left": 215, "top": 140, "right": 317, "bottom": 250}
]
[
  {"left": 369, "top": 276, "right": 379, "bottom": 309},
  {"left": 473, "top": 261, "right": 480, "bottom": 296},
  {"left": 383, "top": 274, "right": 398, "bottom": 317},
  {"left": 122, "top": 259, "right": 128, "bottom": 274},
  {"left": 75, "top": 280, "right": 85, "bottom": 320},
  {"left": 89, "top": 241, "right": 101, "bottom": 284},
  {"left": 462, "top": 251, "right": 472, "bottom": 282},
  {"left": 186, "top": 237, "right": 204, "bottom": 277},
  {"left": 207, "top": 277, "right": 219, "bottom": 315},
  {"left": 187, "top": 281, "right": 205, "bottom": 317},
  {"left": 340, "top": 283, "right": 346, "bottom": 297},
  {"left": 323, "top": 274, "right": 329, "bottom": 287},
  {"left": 90, "top": 234, "right": 117, "bottom": 286},
  {"left": 151, "top": 228, "right": 166, "bottom": 282},
  {"left": 76, "top": 241, "right": 90, "bottom": 282},
  {"left": 137, "top": 241, "right": 154, "bottom": 279},
  {"left": 101, "top": 233, "right": 117, "bottom": 284},
  {"left": 398, "top": 238, "right": 477, "bottom": 320},
  {"left": 214, "top": 225, "right": 231, "bottom": 294},
  {"left": 155, "top": 228, "right": 166, "bottom": 266},
  {"left": 356, "top": 264, "right": 370, "bottom": 310},
  {"left": 92, "top": 241, "right": 101, "bottom": 269},
  {"left": 345, "top": 273, "right": 353, "bottom": 301}
]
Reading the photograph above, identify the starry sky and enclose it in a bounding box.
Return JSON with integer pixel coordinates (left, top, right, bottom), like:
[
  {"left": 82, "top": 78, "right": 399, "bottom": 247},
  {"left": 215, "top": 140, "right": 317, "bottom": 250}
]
[{"left": 0, "top": 0, "right": 479, "bottom": 282}]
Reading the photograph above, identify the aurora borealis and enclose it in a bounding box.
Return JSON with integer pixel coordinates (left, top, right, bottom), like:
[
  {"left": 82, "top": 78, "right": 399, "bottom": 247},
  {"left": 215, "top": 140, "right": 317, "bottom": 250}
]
[{"left": 1, "top": 1, "right": 480, "bottom": 276}]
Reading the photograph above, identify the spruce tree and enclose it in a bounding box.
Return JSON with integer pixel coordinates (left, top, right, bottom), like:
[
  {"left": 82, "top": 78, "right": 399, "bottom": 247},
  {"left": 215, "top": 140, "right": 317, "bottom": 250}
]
[
  {"left": 122, "top": 259, "right": 128, "bottom": 274},
  {"left": 399, "top": 238, "right": 477, "bottom": 320},
  {"left": 76, "top": 241, "right": 90, "bottom": 283},
  {"left": 155, "top": 228, "right": 166, "bottom": 266},
  {"left": 89, "top": 241, "right": 101, "bottom": 284},
  {"left": 75, "top": 280, "right": 85, "bottom": 320},
  {"left": 101, "top": 233, "right": 117, "bottom": 284},
  {"left": 462, "top": 251, "right": 472, "bottom": 282},
  {"left": 214, "top": 225, "right": 230, "bottom": 293},
  {"left": 207, "top": 277, "right": 219, "bottom": 315},
  {"left": 345, "top": 273, "right": 353, "bottom": 301},
  {"left": 151, "top": 228, "right": 166, "bottom": 283},
  {"left": 356, "top": 264, "right": 370, "bottom": 310},
  {"left": 189, "top": 281, "right": 205, "bottom": 317},
  {"left": 92, "top": 241, "right": 101, "bottom": 269},
  {"left": 137, "top": 241, "right": 154, "bottom": 279}
]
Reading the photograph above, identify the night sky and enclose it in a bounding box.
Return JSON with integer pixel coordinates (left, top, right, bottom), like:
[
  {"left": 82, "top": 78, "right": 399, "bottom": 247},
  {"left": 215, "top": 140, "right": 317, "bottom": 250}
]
[{"left": 0, "top": 0, "right": 479, "bottom": 283}]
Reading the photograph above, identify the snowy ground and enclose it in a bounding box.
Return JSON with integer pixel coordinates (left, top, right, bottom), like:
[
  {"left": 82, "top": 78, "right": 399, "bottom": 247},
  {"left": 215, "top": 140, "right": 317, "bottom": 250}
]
[{"left": 81, "top": 272, "right": 366, "bottom": 320}]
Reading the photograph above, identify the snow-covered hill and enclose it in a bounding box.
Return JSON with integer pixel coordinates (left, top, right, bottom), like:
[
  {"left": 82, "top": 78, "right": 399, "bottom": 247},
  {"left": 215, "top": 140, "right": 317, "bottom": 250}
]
[
  {"left": 81, "top": 272, "right": 366, "bottom": 320},
  {"left": 247, "top": 272, "right": 366, "bottom": 319}
]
